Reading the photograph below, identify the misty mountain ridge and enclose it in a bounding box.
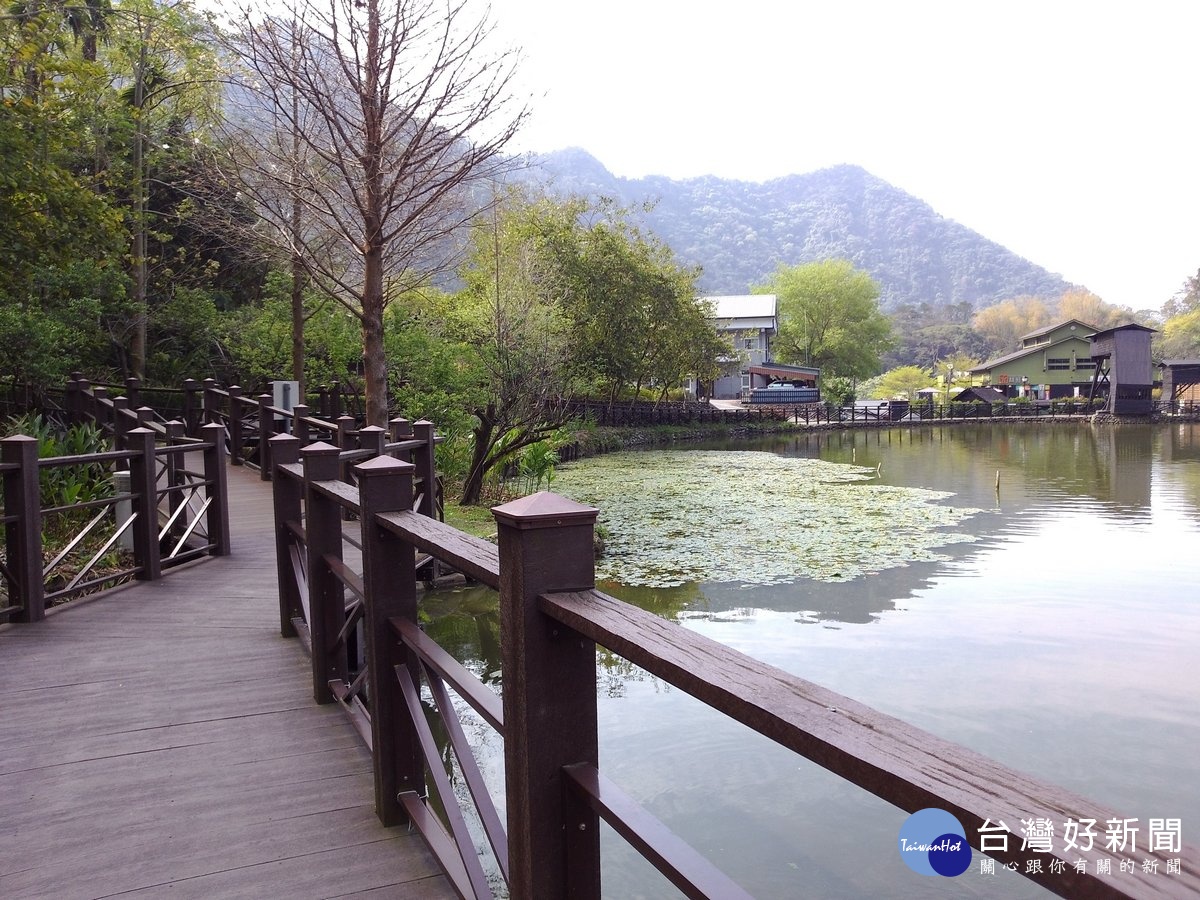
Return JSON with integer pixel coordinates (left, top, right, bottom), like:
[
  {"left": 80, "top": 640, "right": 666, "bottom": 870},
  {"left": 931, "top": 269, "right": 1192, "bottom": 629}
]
[{"left": 518, "top": 148, "right": 1076, "bottom": 312}]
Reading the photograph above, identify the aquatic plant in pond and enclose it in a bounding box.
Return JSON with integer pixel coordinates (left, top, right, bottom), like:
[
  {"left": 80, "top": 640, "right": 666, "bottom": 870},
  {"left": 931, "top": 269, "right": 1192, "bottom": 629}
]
[{"left": 552, "top": 450, "right": 981, "bottom": 587}]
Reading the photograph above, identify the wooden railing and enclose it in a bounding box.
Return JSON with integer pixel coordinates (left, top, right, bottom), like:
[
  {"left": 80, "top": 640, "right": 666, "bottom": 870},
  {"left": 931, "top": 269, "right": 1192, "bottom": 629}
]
[
  {"left": 569, "top": 399, "right": 789, "bottom": 426},
  {"left": 791, "top": 399, "right": 1200, "bottom": 426},
  {"left": 1, "top": 424, "right": 229, "bottom": 623},
  {"left": 270, "top": 440, "right": 1200, "bottom": 899}
]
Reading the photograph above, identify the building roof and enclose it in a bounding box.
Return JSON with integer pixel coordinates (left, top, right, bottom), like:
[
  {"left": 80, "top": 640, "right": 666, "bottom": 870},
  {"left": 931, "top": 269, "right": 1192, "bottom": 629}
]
[
  {"left": 953, "top": 386, "right": 1008, "bottom": 404},
  {"left": 970, "top": 334, "right": 1091, "bottom": 372},
  {"left": 1018, "top": 319, "right": 1099, "bottom": 342},
  {"left": 1088, "top": 322, "right": 1158, "bottom": 339},
  {"left": 748, "top": 362, "right": 820, "bottom": 379},
  {"left": 705, "top": 294, "right": 777, "bottom": 320}
]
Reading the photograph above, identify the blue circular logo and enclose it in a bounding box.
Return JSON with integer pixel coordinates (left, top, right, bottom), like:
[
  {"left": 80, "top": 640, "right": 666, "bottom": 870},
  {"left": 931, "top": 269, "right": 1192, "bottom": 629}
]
[{"left": 898, "top": 808, "right": 972, "bottom": 877}]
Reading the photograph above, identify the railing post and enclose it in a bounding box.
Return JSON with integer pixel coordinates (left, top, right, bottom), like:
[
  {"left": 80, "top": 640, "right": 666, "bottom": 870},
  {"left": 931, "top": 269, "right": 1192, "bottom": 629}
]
[
  {"left": 127, "top": 427, "right": 161, "bottom": 582},
  {"left": 330, "top": 380, "right": 343, "bottom": 418},
  {"left": 77, "top": 377, "right": 94, "bottom": 425},
  {"left": 112, "top": 395, "right": 130, "bottom": 449},
  {"left": 201, "top": 423, "right": 231, "bottom": 556},
  {"left": 90, "top": 383, "right": 108, "bottom": 427},
  {"left": 389, "top": 417, "right": 412, "bottom": 462},
  {"left": 357, "top": 424, "right": 385, "bottom": 459},
  {"left": 202, "top": 378, "right": 219, "bottom": 425},
  {"left": 258, "top": 393, "right": 274, "bottom": 481},
  {"left": 292, "top": 403, "right": 310, "bottom": 444},
  {"left": 163, "top": 421, "right": 184, "bottom": 527},
  {"left": 182, "top": 378, "right": 200, "bottom": 436},
  {"left": 2, "top": 435, "right": 44, "bottom": 622},
  {"left": 65, "top": 375, "right": 82, "bottom": 426},
  {"left": 136, "top": 406, "right": 154, "bottom": 428},
  {"left": 412, "top": 420, "right": 436, "bottom": 519},
  {"left": 355, "top": 455, "right": 422, "bottom": 825},
  {"left": 125, "top": 376, "right": 142, "bottom": 411},
  {"left": 228, "top": 385, "right": 244, "bottom": 466},
  {"left": 302, "top": 441, "right": 345, "bottom": 704},
  {"left": 336, "top": 415, "right": 356, "bottom": 449},
  {"left": 492, "top": 492, "right": 602, "bottom": 900},
  {"left": 270, "top": 434, "right": 303, "bottom": 637},
  {"left": 336, "top": 415, "right": 356, "bottom": 484}
]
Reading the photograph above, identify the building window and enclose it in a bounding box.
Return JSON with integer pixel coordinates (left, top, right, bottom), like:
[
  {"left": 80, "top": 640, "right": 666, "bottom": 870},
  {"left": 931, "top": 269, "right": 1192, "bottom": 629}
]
[
  {"left": 744, "top": 338, "right": 754, "bottom": 350},
  {"left": 1075, "top": 357, "right": 1095, "bottom": 369},
  {"left": 1047, "top": 358, "right": 1071, "bottom": 370}
]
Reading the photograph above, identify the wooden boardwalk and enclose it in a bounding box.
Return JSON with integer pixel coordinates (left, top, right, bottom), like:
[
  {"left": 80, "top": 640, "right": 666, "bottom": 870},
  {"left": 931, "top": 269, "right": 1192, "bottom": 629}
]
[{"left": 0, "top": 465, "right": 453, "bottom": 900}]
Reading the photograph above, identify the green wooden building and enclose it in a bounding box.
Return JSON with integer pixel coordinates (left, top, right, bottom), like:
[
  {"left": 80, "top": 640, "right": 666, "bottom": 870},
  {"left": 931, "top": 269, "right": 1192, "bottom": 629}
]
[{"left": 969, "top": 320, "right": 1100, "bottom": 400}]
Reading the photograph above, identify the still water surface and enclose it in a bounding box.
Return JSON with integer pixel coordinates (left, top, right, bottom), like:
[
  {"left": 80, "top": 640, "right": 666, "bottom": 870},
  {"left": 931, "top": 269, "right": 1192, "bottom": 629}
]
[{"left": 425, "top": 423, "right": 1200, "bottom": 898}]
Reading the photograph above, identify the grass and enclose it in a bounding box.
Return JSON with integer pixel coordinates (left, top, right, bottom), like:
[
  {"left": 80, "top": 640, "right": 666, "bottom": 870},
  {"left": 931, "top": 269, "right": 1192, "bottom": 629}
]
[{"left": 442, "top": 500, "right": 500, "bottom": 541}]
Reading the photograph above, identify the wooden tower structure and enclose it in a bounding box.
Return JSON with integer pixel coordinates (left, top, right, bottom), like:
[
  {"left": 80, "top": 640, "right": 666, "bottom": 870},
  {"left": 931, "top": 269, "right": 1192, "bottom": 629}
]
[{"left": 1087, "top": 323, "right": 1156, "bottom": 414}]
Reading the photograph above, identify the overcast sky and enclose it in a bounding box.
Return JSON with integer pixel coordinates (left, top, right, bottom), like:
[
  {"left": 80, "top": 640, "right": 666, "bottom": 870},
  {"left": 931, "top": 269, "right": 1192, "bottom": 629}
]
[{"left": 491, "top": 0, "right": 1199, "bottom": 312}]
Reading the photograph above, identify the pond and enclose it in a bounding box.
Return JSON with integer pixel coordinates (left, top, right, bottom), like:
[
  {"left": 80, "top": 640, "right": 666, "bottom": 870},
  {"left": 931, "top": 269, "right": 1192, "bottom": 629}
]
[{"left": 424, "top": 422, "right": 1200, "bottom": 898}]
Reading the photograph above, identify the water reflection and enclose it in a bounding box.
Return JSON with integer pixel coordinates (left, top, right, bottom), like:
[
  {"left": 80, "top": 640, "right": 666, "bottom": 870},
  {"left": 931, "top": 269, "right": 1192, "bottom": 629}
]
[
  {"left": 740, "top": 424, "right": 1157, "bottom": 516},
  {"left": 605, "top": 564, "right": 968, "bottom": 625},
  {"left": 422, "top": 587, "right": 502, "bottom": 685}
]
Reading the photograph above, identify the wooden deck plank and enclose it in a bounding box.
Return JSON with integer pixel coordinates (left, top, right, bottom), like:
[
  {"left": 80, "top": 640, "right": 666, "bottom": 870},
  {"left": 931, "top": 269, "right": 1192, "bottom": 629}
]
[{"left": 0, "top": 465, "right": 450, "bottom": 899}]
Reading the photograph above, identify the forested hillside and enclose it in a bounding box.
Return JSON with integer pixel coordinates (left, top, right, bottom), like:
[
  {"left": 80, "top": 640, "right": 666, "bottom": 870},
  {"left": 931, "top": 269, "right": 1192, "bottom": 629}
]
[{"left": 523, "top": 150, "right": 1075, "bottom": 311}]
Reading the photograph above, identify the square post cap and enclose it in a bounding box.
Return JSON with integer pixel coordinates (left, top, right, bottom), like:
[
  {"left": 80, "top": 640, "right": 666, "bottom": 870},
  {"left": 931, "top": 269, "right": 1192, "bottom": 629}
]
[{"left": 492, "top": 491, "right": 598, "bottom": 531}]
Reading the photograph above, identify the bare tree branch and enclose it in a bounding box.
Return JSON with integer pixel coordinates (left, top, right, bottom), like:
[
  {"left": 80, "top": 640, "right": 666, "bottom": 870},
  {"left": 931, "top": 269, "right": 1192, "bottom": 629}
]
[{"left": 221, "top": 0, "right": 527, "bottom": 423}]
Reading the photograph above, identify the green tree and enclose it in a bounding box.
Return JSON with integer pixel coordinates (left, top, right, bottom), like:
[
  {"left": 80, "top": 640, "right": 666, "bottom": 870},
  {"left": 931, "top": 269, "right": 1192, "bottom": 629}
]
[
  {"left": 1156, "top": 270, "right": 1200, "bottom": 360},
  {"left": 100, "top": 0, "right": 224, "bottom": 379},
  {"left": 1159, "top": 308, "right": 1200, "bottom": 360},
  {"left": 1163, "top": 269, "right": 1200, "bottom": 319},
  {"left": 0, "top": 4, "right": 129, "bottom": 390},
  {"left": 220, "top": 272, "right": 362, "bottom": 389},
  {"left": 538, "top": 200, "right": 708, "bottom": 407},
  {"left": 937, "top": 351, "right": 981, "bottom": 388},
  {"left": 883, "top": 301, "right": 990, "bottom": 370},
  {"left": 862, "top": 365, "right": 936, "bottom": 400},
  {"left": 648, "top": 296, "right": 729, "bottom": 403},
  {"left": 451, "top": 193, "right": 578, "bottom": 505},
  {"left": 759, "top": 259, "right": 891, "bottom": 379},
  {"left": 821, "top": 374, "right": 856, "bottom": 406}
]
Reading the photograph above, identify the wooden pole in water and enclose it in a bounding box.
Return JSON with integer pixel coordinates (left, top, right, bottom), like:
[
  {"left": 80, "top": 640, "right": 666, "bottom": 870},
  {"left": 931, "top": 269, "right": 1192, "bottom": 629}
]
[{"left": 995, "top": 469, "right": 1000, "bottom": 491}]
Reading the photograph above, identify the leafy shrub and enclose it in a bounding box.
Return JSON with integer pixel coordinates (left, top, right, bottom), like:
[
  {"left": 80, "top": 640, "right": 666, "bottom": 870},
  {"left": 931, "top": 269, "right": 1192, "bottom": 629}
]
[
  {"left": 2, "top": 415, "right": 125, "bottom": 600},
  {"left": 517, "top": 440, "right": 560, "bottom": 493},
  {"left": 3, "top": 414, "right": 112, "bottom": 510},
  {"left": 822, "top": 375, "right": 856, "bottom": 407}
]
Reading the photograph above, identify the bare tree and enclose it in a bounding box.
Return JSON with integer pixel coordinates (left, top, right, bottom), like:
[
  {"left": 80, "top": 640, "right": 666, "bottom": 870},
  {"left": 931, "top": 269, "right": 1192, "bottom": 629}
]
[{"left": 226, "top": 0, "right": 526, "bottom": 424}]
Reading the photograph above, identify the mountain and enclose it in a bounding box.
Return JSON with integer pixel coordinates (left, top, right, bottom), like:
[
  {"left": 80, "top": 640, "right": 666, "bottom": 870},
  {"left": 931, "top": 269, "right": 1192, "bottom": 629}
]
[{"left": 520, "top": 149, "right": 1075, "bottom": 312}]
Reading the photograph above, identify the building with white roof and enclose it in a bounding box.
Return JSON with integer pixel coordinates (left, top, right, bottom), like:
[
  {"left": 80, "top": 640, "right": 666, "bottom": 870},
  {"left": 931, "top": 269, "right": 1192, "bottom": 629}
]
[{"left": 703, "top": 294, "right": 777, "bottom": 399}]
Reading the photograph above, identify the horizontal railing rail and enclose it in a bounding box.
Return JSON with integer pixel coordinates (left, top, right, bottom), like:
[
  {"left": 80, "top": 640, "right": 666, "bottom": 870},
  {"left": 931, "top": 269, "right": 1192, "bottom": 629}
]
[{"left": 270, "top": 441, "right": 1200, "bottom": 899}]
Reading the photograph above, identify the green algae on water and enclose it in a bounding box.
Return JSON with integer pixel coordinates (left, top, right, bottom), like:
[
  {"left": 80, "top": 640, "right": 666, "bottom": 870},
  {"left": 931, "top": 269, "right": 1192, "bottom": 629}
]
[{"left": 552, "top": 450, "right": 980, "bottom": 588}]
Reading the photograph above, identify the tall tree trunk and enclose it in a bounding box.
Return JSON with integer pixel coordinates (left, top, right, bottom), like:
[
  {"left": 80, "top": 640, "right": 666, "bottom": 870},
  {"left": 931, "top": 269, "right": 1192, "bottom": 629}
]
[
  {"left": 288, "top": 30, "right": 305, "bottom": 397},
  {"left": 291, "top": 254, "right": 306, "bottom": 397},
  {"left": 360, "top": 259, "right": 388, "bottom": 426},
  {"left": 130, "top": 38, "right": 149, "bottom": 381},
  {"left": 358, "top": 0, "right": 386, "bottom": 426},
  {"left": 461, "top": 410, "right": 495, "bottom": 505}
]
